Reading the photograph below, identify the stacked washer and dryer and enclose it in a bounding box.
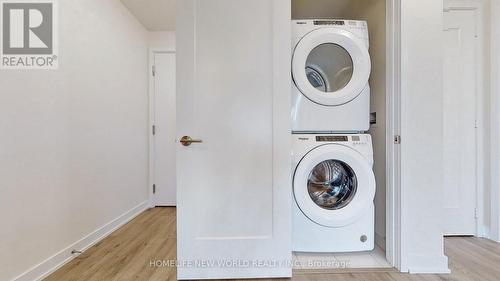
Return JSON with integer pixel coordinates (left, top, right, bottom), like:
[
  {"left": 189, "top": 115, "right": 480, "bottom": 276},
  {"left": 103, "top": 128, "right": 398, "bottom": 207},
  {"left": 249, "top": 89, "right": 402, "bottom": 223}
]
[{"left": 291, "top": 19, "right": 377, "bottom": 253}]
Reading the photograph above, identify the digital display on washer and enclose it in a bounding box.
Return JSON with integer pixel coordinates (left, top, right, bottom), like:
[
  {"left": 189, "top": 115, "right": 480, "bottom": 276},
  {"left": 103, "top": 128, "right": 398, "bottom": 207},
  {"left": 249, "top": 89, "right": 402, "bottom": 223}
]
[
  {"left": 316, "top": 136, "right": 348, "bottom": 142},
  {"left": 314, "top": 20, "right": 345, "bottom": 26}
]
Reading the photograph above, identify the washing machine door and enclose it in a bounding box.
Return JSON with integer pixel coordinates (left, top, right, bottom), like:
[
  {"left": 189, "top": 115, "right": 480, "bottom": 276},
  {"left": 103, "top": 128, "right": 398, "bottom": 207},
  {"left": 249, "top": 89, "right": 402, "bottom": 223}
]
[
  {"left": 292, "top": 28, "right": 371, "bottom": 106},
  {"left": 293, "top": 144, "right": 375, "bottom": 227}
]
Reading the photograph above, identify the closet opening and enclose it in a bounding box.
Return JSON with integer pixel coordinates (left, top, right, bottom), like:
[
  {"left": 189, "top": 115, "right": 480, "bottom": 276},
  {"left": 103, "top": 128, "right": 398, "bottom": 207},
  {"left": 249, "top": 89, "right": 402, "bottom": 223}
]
[{"left": 291, "top": 0, "right": 400, "bottom": 272}]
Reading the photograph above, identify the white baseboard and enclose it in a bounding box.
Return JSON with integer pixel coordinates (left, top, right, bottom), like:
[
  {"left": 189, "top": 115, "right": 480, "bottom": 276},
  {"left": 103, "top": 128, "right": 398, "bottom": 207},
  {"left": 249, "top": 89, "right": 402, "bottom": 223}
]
[
  {"left": 407, "top": 253, "right": 450, "bottom": 274},
  {"left": 374, "top": 232, "right": 386, "bottom": 251},
  {"left": 11, "top": 201, "right": 150, "bottom": 281}
]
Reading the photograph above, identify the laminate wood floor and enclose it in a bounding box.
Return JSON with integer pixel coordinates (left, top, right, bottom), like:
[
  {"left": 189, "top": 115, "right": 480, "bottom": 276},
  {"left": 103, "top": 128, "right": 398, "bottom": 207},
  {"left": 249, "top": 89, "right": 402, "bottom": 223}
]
[{"left": 44, "top": 207, "right": 500, "bottom": 281}]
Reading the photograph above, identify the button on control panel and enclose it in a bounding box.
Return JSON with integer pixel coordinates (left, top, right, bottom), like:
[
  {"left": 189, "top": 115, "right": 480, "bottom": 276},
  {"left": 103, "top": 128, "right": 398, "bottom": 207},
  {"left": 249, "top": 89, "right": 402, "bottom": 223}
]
[{"left": 351, "top": 135, "right": 367, "bottom": 145}]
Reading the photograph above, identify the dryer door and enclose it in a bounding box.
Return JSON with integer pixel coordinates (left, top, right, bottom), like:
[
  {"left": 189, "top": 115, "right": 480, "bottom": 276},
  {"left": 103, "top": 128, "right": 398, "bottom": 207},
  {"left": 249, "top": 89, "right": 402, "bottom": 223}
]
[
  {"left": 293, "top": 144, "right": 375, "bottom": 227},
  {"left": 292, "top": 28, "right": 371, "bottom": 106}
]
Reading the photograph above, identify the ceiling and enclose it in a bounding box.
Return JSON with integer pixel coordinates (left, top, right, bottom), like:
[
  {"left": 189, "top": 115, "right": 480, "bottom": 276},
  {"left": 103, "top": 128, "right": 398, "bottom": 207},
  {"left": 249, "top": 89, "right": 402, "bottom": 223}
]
[{"left": 121, "top": 0, "right": 175, "bottom": 31}]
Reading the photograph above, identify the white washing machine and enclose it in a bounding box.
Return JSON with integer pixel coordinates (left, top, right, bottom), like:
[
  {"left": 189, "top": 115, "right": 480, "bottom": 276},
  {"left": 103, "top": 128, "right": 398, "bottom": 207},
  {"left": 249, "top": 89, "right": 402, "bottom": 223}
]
[
  {"left": 292, "top": 134, "right": 375, "bottom": 252},
  {"left": 292, "top": 19, "right": 371, "bottom": 133}
]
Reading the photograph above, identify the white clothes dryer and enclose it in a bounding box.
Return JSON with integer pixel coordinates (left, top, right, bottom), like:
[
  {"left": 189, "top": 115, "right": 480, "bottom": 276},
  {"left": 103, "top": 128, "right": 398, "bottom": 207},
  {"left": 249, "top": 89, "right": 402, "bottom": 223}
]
[
  {"left": 292, "top": 19, "right": 371, "bottom": 133},
  {"left": 292, "top": 134, "right": 376, "bottom": 252}
]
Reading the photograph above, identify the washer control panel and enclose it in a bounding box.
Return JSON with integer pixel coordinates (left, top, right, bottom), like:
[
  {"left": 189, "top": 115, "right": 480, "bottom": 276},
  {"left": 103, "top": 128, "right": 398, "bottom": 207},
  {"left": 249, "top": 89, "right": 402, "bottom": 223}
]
[
  {"left": 293, "top": 134, "right": 374, "bottom": 165},
  {"left": 313, "top": 20, "right": 345, "bottom": 26},
  {"left": 314, "top": 135, "right": 368, "bottom": 143}
]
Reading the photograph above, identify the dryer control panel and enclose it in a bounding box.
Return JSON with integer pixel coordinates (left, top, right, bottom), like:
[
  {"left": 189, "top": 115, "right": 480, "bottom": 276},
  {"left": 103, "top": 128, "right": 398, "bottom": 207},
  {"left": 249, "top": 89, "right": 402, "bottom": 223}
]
[
  {"left": 292, "top": 19, "right": 370, "bottom": 49},
  {"left": 316, "top": 136, "right": 348, "bottom": 142}
]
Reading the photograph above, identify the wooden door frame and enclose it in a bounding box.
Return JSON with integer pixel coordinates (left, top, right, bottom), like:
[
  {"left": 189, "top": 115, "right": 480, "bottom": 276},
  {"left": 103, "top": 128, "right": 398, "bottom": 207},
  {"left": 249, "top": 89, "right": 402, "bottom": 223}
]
[
  {"left": 148, "top": 49, "right": 176, "bottom": 208},
  {"left": 443, "top": 0, "right": 486, "bottom": 238}
]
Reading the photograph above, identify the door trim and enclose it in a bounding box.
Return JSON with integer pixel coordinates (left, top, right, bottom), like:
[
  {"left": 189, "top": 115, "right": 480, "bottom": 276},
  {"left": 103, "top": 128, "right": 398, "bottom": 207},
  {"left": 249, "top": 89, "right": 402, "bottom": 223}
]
[
  {"left": 491, "top": 0, "right": 500, "bottom": 243},
  {"left": 386, "top": 0, "right": 402, "bottom": 270},
  {"left": 443, "top": 0, "right": 486, "bottom": 238},
  {"left": 148, "top": 49, "right": 176, "bottom": 208}
]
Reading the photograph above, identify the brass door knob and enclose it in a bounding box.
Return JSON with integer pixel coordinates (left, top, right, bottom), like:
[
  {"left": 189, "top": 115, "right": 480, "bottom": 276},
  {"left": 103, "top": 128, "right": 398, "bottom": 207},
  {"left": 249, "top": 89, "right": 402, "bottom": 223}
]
[{"left": 180, "top": 136, "right": 203, "bottom": 146}]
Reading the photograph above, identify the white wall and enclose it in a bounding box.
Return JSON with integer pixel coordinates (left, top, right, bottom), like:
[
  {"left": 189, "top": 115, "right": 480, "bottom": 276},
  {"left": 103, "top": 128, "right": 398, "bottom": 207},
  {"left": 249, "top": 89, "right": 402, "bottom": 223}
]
[
  {"left": 0, "top": 1, "right": 149, "bottom": 280},
  {"left": 480, "top": 0, "right": 492, "bottom": 239},
  {"left": 149, "top": 31, "right": 176, "bottom": 50},
  {"left": 400, "top": 0, "right": 449, "bottom": 273},
  {"left": 490, "top": 0, "right": 500, "bottom": 242},
  {"left": 292, "top": 0, "right": 359, "bottom": 18}
]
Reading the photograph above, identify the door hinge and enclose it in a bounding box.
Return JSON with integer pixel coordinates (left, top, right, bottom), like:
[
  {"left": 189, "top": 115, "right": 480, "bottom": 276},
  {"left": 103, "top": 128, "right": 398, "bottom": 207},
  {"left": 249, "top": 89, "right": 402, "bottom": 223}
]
[
  {"left": 475, "top": 208, "right": 479, "bottom": 219},
  {"left": 153, "top": 184, "right": 156, "bottom": 194},
  {"left": 475, "top": 120, "right": 478, "bottom": 129},
  {"left": 394, "top": 135, "right": 401, "bottom": 144},
  {"left": 152, "top": 65, "right": 156, "bottom": 76},
  {"left": 152, "top": 125, "right": 156, "bottom": 135}
]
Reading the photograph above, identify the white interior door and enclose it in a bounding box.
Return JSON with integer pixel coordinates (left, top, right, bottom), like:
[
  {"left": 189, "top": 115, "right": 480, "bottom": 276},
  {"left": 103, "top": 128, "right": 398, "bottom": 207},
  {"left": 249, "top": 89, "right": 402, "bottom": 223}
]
[
  {"left": 442, "top": 9, "right": 478, "bottom": 236},
  {"left": 153, "top": 52, "right": 176, "bottom": 206},
  {"left": 176, "top": 0, "right": 291, "bottom": 279}
]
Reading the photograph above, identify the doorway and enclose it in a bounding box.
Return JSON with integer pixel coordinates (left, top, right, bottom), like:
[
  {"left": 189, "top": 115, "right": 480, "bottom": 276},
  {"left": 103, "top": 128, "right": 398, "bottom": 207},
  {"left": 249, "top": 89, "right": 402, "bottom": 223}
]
[
  {"left": 157, "top": 0, "right": 403, "bottom": 275},
  {"left": 291, "top": 0, "right": 401, "bottom": 270},
  {"left": 442, "top": 1, "right": 485, "bottom": 236},
  {"left": 150, "top": 51, "right": 177, "bottom": 207}
]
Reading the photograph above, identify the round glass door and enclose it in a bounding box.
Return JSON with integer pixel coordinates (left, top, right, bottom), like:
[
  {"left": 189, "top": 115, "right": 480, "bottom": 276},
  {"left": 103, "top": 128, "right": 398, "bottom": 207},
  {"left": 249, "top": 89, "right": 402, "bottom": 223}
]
[
  {"left": 292, "top": 28, "right": 371, "bottom": 106},
  {"left": 293, "top": 144, "right": 376, "bottom": 227},
  {"left": 305, "top": 44, "right": 354, "bottom": 93},
  {"left": 307, "top": 159, "right": 357, "bottom": 210}
]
